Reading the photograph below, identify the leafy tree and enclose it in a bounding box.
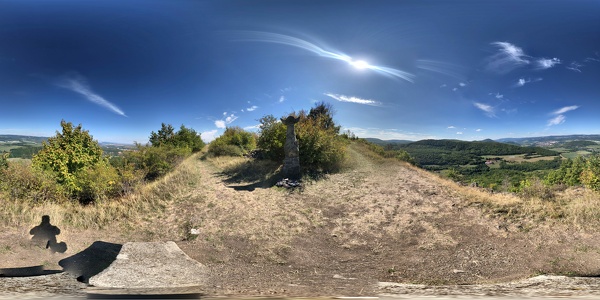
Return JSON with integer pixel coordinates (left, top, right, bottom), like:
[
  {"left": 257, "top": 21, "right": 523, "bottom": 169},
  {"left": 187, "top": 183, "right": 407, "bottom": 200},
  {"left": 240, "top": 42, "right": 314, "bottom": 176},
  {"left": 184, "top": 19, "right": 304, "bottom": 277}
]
[
  {"left": 149, "top": 123, "right": 205, "bottom": 152},
  {"left": 257, "top": 115, "right": 286, "bottom": 161},
  {"left": 308, "top": 101, "right": 340, "bottom": 134},
  {"left": 32, "top": 120, "right": 107, "bottom": 194}
]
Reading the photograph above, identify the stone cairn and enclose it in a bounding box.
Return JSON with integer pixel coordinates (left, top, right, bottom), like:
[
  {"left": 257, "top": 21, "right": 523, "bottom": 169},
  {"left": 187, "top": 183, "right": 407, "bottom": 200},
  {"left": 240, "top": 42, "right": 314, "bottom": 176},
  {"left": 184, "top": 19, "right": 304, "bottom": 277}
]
[{"left": 277, "top": 115, "right": 302, "bottom": 188}]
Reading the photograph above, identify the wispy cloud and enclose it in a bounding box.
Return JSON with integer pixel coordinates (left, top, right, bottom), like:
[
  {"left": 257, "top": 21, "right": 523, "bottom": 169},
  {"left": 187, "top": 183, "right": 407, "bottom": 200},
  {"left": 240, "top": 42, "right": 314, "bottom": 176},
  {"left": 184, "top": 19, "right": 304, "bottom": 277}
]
[
  {"left": 459, "top": 82, "right": 467, "bottom": 87},
  {"left": 456, "top": 132, "right": 463, "bottom": 135},
  {"left": 536, "top": 57, "right": 561, "bottom": 69},
  {"left": 215, "top": 113, "right": 238, "bottom": 129},
  {"left": 440, "top": 84, "right": 447, "bottom": 88},
  {"left": 487, "top": 42, "right": 530, "bottom": 73},
  {"left": 447, "top": 125, "right": 456, "bottom": 129},
  {"left": 547, "top": 105, "right": 579, "bottom": 126},
  {"left": 246, "top": 105, "right": 258, "bottom": 111},
  {"left": 56, "top": 72, "right": 126, "bottom": 117},
  {"left": 495, "top": 93, "right": 503, "bottom": 99},
  {"left": 324, "top": 93, "right": 381, "bottom": 106},
  {"left": 476, "top": 129, "right": 482, "bottom": 132},
  {"left": 279, "top": 96, "right": 285, "bottom": 103},
  {"left": 474, "top": 102, "right": 496, "bottom": 117},
  {"left": 244, "top": 124, "right": 260, "bottom": 131},
  {"left": 514, "top": 77, "right": 542, "bottom": 87},
  {"left": 547, "top": 115, "right": 566, "bottom": 126},
  {"left": 552, "top": 105, "right": 579, "bottom": 115},
  {"left": 566, "top": 61, "right": 583, "bottom": 72}
]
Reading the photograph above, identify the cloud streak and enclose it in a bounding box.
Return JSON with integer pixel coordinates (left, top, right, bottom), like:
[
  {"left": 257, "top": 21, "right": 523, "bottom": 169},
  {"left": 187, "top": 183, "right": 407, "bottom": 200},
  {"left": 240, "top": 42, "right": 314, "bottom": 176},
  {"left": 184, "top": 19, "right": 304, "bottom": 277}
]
[
  {"left": 215, "top": 113, "right": 238, "bottom": 128},
  {"left": 487, "top": 42, "right": 530, "bottom": 73},
  {"left": 474, "top": 102, "right": 496, "bottom": 117},
  {"left": 324, "top": 93, "right": 381, "bottom": 106},
  {"left": 548, "top": 105, "right": 579, "bottom": 126},
  {"left": 230, "top": 31, "right": 415, "bottom": 82},
  {"left": 56, "top": 72, "right": 126, "bottom": 117}
]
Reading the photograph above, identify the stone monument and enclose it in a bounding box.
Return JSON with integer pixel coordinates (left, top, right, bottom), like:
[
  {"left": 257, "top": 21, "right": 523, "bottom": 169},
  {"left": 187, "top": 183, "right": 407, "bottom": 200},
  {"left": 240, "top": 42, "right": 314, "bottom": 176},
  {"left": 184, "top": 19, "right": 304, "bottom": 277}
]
[{"left": 281, "top": 115, "right": 301, "bottom": 180}]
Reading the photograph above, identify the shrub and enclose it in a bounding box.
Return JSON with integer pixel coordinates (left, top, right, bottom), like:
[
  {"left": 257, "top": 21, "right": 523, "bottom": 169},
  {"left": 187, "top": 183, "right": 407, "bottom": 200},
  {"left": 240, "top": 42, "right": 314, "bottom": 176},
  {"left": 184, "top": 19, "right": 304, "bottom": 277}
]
[
  {"left": 257, "top": 102, "right": 349, "bottom": 174},
  {"left": 0, "top": 162, "right": 66, "bottom": 203},
  {"left": 32, "top": 120, "right": 116, "bottom": 203},
  {"left": 123, "top": 144, "right": 191, "bottom": 181},
  {"left": 257, "top": 115, "right": 286, "bottom": 161},
  {"left": 0, "top": 152, "right": 8, "bottom": 170},
  {"left": 73, "top": 161, "right": 121, "bottom": 204},
  {"left": 149, "top": 123, "right": 205, "bottom": 152},
  {"left": 208, "top": 127, "right": 257, "bottom": 157}
]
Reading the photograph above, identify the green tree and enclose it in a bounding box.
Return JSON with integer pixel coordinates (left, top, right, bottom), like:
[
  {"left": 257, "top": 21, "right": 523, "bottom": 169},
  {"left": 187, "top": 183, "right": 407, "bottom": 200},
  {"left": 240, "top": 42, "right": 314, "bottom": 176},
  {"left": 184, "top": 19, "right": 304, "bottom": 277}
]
[
  {"left": 0, "top": 152, "right": 8, "bottom": 169},
  {"left": 149, "top": 123, "right": 205, "bottom": 152},
  {"left": 257, "top": 115, "right": 286, "bottom": 161},
  {"left": 32, "top": 121, "right": 106, "bottom": 192}
]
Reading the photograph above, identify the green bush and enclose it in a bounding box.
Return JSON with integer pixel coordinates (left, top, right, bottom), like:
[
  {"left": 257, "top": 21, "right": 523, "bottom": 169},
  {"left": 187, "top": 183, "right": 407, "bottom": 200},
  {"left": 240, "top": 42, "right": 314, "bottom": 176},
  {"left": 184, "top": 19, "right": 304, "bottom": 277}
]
[
  {"left": 149, "top": 123, "right": 205, "bottom": 152},
  {"left": 257, "top": 115, "right": 286, "bottom": 161},
  {"left": 257, "top": 102, "right": 349, "bottom": 174},
  {"left": 73, "top": 161, "right": 121, "bottom": 204},
  {"left": 123, "top": 144, "right": 191, "bottom": 181},
  {"left": 32, "top": 120, "right": 117, "bottom": 203},
  {"left": 0, "top": 162, "right": 66, "bottom": 203},
  {"left": 208, "top": 127, "right": 257, "bottom": 157},
  {"left": 0, "top": 152, "right": 8, "bottom": 170}
]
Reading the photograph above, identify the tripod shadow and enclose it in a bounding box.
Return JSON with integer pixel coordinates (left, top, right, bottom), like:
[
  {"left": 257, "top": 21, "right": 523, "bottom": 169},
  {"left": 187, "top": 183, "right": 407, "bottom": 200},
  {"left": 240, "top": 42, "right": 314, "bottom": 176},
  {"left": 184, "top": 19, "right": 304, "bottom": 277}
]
[{"left": 29, "top": 215, "right": 67, "bottom": 253}]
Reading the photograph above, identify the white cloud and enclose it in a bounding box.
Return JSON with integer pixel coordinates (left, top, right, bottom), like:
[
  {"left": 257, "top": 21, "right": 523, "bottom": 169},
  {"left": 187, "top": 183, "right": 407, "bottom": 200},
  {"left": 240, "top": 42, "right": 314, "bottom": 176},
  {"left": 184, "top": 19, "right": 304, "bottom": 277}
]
[
  {"left": 223, "top": 112, "right": 227, "bottom": 116},
  {"left": 459, "top": 82, "right": 467, "bottom": 87},
  {"left": 474, "top": 102, "right": 496, "bottom": 117},
  {"left": 215, "top": 113, "right": 238, "bottom": 129},
  {"left": 552, "top": 105, "right": 579, "bottom": 115},
  {"left": 566, "top": 61, "right": 583, "bottom": 72},
  {"left": 536, "top": 57, "right": 561, "bottom": 69},
  {"left": 447, "top": 126, "right": 456, "bottom": 129},
  {"left": 279, "top": 96, "right": 285, "bottom": 103},
  {"left": 547, "top": 115, "right": 565, "bottom": 126},
  {"left": 246, "top": 105, "right": 258, "bottom": 111},
  {"left": 515, "top": 77, "right": 542, "bottom": 87},
  {"left": 547, "top": 105, "right": 579, "bottom": 127},
  {"left": 56, "top": 72, "right": 126, "bottom": 116},
  {"left": 487, "top": 41, "right": 530, "bottom": 73},
  {"left": 452, "top": 87, "right": 458, "bottom": 91},
  {"left": 495, "top": 93, "right": 503, "bottom": 99},
  {"left": 324, "top": 93, "right": 381, "bottom": 106},
  {"left": 440, "top": 84, "right": 447, "bottom": 88},
  {"left": 476, "top": 129, "right": 482, "bottom": 132},
  {"left": 456, "top": 132, "right": 463, "bottom": 135},
  {"left": 201, "top": 130, "right": 218, "bottom": 142}
]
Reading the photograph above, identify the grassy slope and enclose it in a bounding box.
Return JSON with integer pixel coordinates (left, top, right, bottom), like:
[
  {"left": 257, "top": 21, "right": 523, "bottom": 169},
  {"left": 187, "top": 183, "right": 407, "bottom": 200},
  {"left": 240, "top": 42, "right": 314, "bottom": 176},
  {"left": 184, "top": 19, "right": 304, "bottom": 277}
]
[{"left": 2, "top": 141, "right": 600, "bottom": 296}]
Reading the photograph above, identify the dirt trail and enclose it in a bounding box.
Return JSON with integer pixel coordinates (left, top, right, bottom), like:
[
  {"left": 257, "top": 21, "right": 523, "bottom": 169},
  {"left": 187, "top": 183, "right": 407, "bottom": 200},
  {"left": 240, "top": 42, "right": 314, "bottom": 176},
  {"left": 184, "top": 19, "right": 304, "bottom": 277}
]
[{"left": 2, "top": 144, "right": 600, "bottom": 298}]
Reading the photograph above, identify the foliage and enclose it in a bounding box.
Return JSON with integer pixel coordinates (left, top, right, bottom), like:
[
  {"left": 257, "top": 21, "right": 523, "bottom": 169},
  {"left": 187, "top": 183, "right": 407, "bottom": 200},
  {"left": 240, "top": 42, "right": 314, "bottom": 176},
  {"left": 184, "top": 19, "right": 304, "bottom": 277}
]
[
  {"left": 73, "top": 161, "right": 121, "bottom": 204},
  {"left": 0, "top": 152, "right": 8, "bottom": 170},
  {"left": 9, "top": 146, "right": 42, "bottom": 159},
  {"left": 120, "top": 143, "right": 191, "bottom": 181},
  {"left": 257, "top": 103, "right": 349, "bottom": 173},
  {"left": 257, "top": 115, "right": 286, "bottom": 161},
  {"left": 32, "top": 120, "right": 112, "bottom": 202},
  {"left": 149, "top": 123, "right": 205, "bottom": 152},
  {"left": 208, "top": 127, "right": 257, "bottom": 157},
  {"left": 0, "top": 162, "right": 66, "bottom": 203},
  {"left": 356, "top": 139, "right": 415, "bottom": 164},
  {"left": 546, "top": 155, "right": 600, "bottom": 191}
]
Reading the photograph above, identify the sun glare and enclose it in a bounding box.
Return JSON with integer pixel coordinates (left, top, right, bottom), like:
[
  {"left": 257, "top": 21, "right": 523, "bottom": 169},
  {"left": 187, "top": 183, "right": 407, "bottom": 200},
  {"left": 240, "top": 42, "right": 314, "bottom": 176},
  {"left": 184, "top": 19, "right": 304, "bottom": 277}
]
[{"left": 350, "top": 59, "right": 370, "bottom": 70}]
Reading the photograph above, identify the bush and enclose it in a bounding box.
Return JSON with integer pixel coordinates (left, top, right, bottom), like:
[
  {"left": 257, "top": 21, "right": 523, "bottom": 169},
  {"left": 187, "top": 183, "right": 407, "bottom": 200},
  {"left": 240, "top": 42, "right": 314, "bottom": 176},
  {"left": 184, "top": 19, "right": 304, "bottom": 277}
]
[
  {"left": 122, "top": 144, "right": 191, "bottom": 181},
  {"left": 0, "top": 162, "right": 66, "bottom": 203},
  {"left": 257, "top": 115, "right": 286, "bottom": 161},
  {"left": 208, "top": 127, "right": 257, "bottom": 157},
  {"left": 73, "top": 162, "right": 121, "bottom": 204},
  {"left": 32, "top": 120, "right": 116, "bottom": 203},
  {"left": 0, "top": 152, "right": 8, "bottom": 170},
  {"left": 257, "top": 102, "right": 349, "bottom": 174},
  {"left": 149, "top": 123, "right": 205, "bottom": 152}
]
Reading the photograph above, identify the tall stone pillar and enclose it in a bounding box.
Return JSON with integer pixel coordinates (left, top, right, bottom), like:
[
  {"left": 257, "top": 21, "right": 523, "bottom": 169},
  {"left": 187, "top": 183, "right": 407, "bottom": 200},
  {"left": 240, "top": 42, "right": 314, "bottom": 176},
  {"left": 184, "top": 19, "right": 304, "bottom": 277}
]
[{"left": 281, "top": 115, "right": 301, "bottom": 180}]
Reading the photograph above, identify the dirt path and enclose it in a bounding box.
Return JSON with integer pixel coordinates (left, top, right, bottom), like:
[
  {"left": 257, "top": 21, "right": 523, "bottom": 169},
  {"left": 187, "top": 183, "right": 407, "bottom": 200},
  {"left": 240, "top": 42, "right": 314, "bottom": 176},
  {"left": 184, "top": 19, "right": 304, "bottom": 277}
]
[{"left": 3, "top": 144, "right": 600, "bottom": 298}]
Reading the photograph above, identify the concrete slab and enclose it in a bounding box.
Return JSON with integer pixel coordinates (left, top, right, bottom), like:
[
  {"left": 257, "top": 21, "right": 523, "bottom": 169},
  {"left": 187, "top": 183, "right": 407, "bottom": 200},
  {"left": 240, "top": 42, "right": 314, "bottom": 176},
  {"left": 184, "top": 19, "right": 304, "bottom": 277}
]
[{"left": 88, "top": 241, "right": 209, "bottom": 289}]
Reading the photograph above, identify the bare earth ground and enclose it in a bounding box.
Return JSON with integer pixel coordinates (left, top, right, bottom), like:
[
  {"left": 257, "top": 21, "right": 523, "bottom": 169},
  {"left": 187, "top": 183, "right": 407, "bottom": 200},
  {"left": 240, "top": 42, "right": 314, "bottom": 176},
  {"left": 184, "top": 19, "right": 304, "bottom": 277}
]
[{"left": 2, "top": 143, "right": 600, "bottom": 298}]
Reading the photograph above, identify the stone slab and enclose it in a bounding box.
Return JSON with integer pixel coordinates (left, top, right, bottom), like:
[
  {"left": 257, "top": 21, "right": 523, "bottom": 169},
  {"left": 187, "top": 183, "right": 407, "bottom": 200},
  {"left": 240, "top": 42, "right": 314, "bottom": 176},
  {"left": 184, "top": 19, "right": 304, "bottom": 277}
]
[{"left": 88, "top": 241, "right": 209, "bottom": 289}]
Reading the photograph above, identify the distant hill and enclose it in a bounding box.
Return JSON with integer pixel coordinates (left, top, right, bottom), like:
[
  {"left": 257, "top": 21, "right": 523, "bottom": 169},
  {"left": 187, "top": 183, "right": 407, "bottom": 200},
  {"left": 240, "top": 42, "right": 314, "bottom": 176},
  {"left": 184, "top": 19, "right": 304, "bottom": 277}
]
[
  {"left": 363, "top": 137, "right": 413, "bottom": 145},
  {"left": 0, "top": 135, "right": 48, "bottom": 144},
  {"left": 496, "top": 134, "right": 600, "bottom": 146}
]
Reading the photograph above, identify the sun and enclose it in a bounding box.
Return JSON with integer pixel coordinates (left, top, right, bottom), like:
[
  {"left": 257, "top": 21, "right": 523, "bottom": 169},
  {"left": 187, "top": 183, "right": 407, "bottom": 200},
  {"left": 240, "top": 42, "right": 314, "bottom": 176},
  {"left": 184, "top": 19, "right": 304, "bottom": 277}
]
[{"left": 350, "top": 59, "right": 370, "bottom": 70}]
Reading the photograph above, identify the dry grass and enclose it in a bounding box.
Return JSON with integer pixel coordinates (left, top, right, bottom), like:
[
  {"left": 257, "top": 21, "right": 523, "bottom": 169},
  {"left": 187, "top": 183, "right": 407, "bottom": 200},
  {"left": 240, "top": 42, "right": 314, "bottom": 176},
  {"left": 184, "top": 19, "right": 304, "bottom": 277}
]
[{"left": 0, "top": 152, "right": 203, "bottom": 233}]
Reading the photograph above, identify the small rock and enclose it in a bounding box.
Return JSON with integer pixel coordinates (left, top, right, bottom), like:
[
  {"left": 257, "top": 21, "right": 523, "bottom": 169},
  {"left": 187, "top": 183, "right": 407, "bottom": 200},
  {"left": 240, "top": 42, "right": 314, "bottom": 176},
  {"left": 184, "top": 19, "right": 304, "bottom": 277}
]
[
  {"left": 190, "top": 228, "right": 200, "bottom": 235},
  {"left": 452, "top": 269, "right": 466, "bottom": 274}
]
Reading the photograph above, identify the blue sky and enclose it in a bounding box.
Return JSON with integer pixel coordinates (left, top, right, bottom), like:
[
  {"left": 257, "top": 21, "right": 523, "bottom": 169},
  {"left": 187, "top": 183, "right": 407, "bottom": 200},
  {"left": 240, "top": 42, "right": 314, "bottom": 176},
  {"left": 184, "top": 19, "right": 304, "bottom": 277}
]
[{"left": 1, "top": 0, "right": 599, "bottom": 144}]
